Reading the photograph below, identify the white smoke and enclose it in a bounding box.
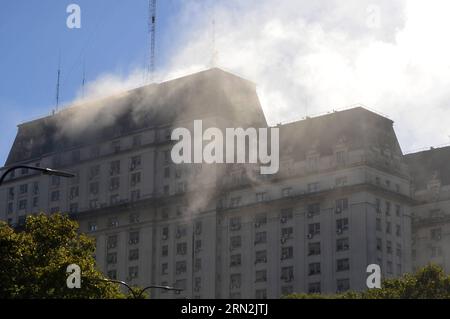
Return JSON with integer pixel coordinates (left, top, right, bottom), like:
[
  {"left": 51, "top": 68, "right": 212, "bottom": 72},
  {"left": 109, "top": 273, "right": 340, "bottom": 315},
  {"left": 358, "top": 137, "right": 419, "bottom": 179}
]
[{"left": 77, "top": 0, "right": 450, "bottom": 153}]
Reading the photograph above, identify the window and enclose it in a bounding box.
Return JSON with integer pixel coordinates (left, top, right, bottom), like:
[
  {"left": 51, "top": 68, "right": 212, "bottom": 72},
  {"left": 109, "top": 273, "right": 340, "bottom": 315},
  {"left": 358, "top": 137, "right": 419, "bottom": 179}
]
[
  {"left": 337, "top": 238, "right": 349, "bottom": 252},
  {"left": 19, "top": 184, "right": 28, "bottom": 194},
  {"left": 111, "top": 140, "right": 121, "bottom": 153},
  {"left": 337, "top": 258, "right": 350, "bottom": 271},
  {"left": 194, "top": 258, "right": 202, "bottom": 272},
  {"left": 281, "top": 266, "right": 294, "bottom": 282},
  {"left": 280, "top": 208, "right": 293, "bottom": 223},
  {"left": 108, "top": 217, "right": 119, "bottom": 228},
  {"left": 107, "top": 253, "right": 117, "bottom": 264},
  {"left": 110, "top": 160, "right": 121, "bottom": 176},
  {"left": 162, "top": 227, "right": 169, "bottom": 240},
  {"left": 308, "top": 242, "right": 321, "bottom": 256},
  {"left": 69, "top": 203, "right": 78, "bottom": 213},
  {"left": 129, "top": 231, "right": 139, "bottom": 245},
  {"left": 89, "top": 182, "right": 99, "bottom": 195},
  {"left": 230, "top": 197, "right": 241, "bottom": 208},
  {"left": 255, "top": 250, "right": 267, "bottom": 264},
  {"left": 107, "top": 235, "right": 118, "bottom": 249},
  {"left": 431, "top": 228, "right": 442, "bottom": 241},
  {"left": 32, "top": 182, "right": 39, "bottom": 195},
  {"left": 88, "top": 165, "right": 100, "bottom": 180},
  {"left": 230, "top": 236, "right": 242, "bottom": 250},
  {"left": 282, "top": 187, "right": 292, "bottom": 197},
  {"left": 18, "top": 199, "right": 27, "bottom": 210},
  {"left": 230, "top": 217, "right": 241, "bottom": 231},
  {"left": 129, "top": 213, "right": 139, "bottom": 223},
  {"left": 70, "top": 186, "right": 79, "bottom": 200},
  {"left": 195, "top": 239, "right": 202, "bottom": 252},
  {"left": 128, "top": 266, "right": 138, "bottom": 279},
  {"left": 131, "top": 190, "right": 141, "bottom": 201},
  {"left": 255, "top": 289, "right": 267, "bottom": 299},
  {"left": 129, "top": 249, "right": 139, "bottom": 261},
  {"left": 107, "top": 270, "right": 117, "bottom": 280},
  {"left": 395, "top": 204, "right": 401, "bottom": 217},
  {"left": 109, "top": 177, "right": 120, "bottom": 191},
  {"left": 230, "top": 254, "right": 241, "bottom": 267},
  {"left": 375, "top": 198, "right": 381, "bottom": 212},
  {"left": 308, "top": 282, "right": 321, "bottom": 294},
  {"left": 88, "top": 221, "right": 97, "bottom": 232},
  {"left": 161, "top": 245, "right": 168, "bottom": 257},
  {"left": 255, "top": 270, "right": 267, "bottom": 283},
  {"left": 396, "top": 224, "right": 401, "bottom": 237},
  {"left": 164, "top": 166, "right": 170, "bottom": 178},
  {"left": 335, "top": 198, "right": 348, "bottom": 212},
  {"left": 131, "top": 172, "right": 141, "bottom": 187},
  {"left": 194, "top": 277, "right": 201, "bottom": 292},
  {"left": 7, "top": 202, "right": 13, "bottom": 214},
  {"left": 132, "top": 135, "right": 142, "bottom": 147},
  {"left": 335, "top": 176, "right": 348, "bottom": 186},
  {"left": 51, "top": 190, "right": 60, "bottom": 202},
  {"left": 110, "top": 194, "right": 119, "bottom": 205},
  {"left": 308, "top": 263, "right": 321, "bottom": 276},
  {"left": 256, "top": 192, "right": 267, "bottom": 202},
  {"left": 337, "top": 279, "right": 350, "bottom": 292},
  {"left": 386, "top": 222, "right": 391, "bottom": 234},
  {"left": 307, "top": 203, "right": 320, "bottom": 218},
  {"left": 177, "top": 242, "right": 187, "bottom": 255},
  {"left": 387, "top": 261, "right": 393, "bottom": 274},
  {"left": 336, "top": 150, "right": 346, "bottom": 164},
  {"left": 336, "top": 218, "right": 349, "bottom": 233},
  {"left": 396, "top": 243, "right": 402, "bottom": 257},
  {"left": 307, "top": 182, "right": 319, "bottom": 193},
  {"left": 89, "top": 199, "right": 99, "bottom": 209},
  {"left": 386, "top": 201, "right": 391, "bottom": 215},
  {"left": 176, "top": 225, "right": 187, "bottom": 238},
  {"left": 376, "top": 218, "right": 381, "bottom": 231},
  {"left": 376, "top": 238, "right": 382, "bottom": 251},
  {"left": 7, "top": 187, "right": 14, "bottom": 200},
  {"left": 431, "top": 246, "right": 442, "bottom": 257},
  {"left": 281, "top": 246, "right": 293, "bottom": 260},
  {"left": 255, "top": 232, "right": 267, "bottom": 245},
  {"left": 386, "top": 241, "right": 392, "bottom": 254},
  {"left": 254, "top": 213, "right": 267, "bottom": 228},
  {"left": 281, "top": 227, "right": 293, "bottom": 242},
  {"left": 230, "top": 274, "right": 241, "bottom": 289},
  {"left": 51, "top": 176, "right": 60, "bottom": 186},
  {"left": 308, "top": 223, "right": 320, "bottom": 238}
]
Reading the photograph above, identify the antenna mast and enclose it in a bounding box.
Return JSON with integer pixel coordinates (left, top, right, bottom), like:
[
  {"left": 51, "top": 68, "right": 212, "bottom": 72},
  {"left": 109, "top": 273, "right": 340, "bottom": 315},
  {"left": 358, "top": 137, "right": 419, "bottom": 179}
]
[
  {"left": 55, "top": 55, "right": 61, "bottom": 112},
  {"left": 147, "top": 0, "right": 156, "bottom": 83}
]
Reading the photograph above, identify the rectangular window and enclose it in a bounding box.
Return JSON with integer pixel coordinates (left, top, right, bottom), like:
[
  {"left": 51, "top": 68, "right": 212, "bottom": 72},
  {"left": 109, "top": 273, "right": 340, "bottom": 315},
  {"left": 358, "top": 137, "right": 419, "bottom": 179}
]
[
  {"left": 308, "top": 223, "right": 320, "bottom": 238},
  {"left": 255, "top": 270, "right": 267, "bottom": 283},
  {"left": 229, "top": 217, "right": 241, "bottom": 231},
  {"left": 109, "top": 160, "right": 121, "bottom": 176},
  {"left": 176, "top": 242, "right": 187, "bottom": 255},
  {"left": 335, "top": 198, "right": 348, "bottom": 212},
  {"left": 336, "top": 218, "right": 349, "bottom": 233},
  {"left": 255, "top": 250, "right": 267, "bottom": 264},
  {"left": 308, "top": 282, "right": 321, "bottom": 294},
  {"left": 128, "top": 266, "right": 138, "bottom": 279},
  {"left": 129, "top": 231, "right": 139, "bottom": 245},
  {"left": 255, "top": 232, "right": 267, "bottom": 245},
  {"left": 281, "top": 266, "right": 294, "bottom": 282},
  {"left": 254, "top": 213, "right": 267, "bottom": 228},
  {"left": 282, "top": 187, "right": 292, "bottom": 197},
  {"left": 281, "top": 246, "right": 293, "bottom": 260},
  {"left": 337, "top": 258, "right": 350, "bottom": 271},
  {"left": 280, "top": 208, "right": 293, "bottom": 223},
  {"left": 129, "top": 249, "right": 139, "bottom": 261},
  {"left": 230, "top": 236, "right": 242, "bottom": 250},
  {"left": 307, "top": 203, "right": 320, "bottom": 218},
  {"left": 337, "top": 279, "right": 350, "bottom": 292},
  {"left": 308, "top": 263, "right": 321, "bottom": 276},
  {"left": 230, "top": 254, "right": 241, "bottom": 267},
  {"left": 107, "top": 235, "right": 118, "bottom": 249},
  {"left": 336, "top": 238, "right": 350, "bottom": 252},
  {"left": 308, "top": 242, "right": 321, "bottom": 256}
]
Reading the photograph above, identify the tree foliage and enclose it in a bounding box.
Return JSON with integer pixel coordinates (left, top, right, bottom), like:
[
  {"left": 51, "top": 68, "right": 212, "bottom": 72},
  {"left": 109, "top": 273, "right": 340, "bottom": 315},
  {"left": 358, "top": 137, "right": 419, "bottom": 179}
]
[
  {"left": 0, "top": 213, "right": 124, "bottom": 299},
  {"left": 284, "top": 264, "right": 450, "bottom": 299}
]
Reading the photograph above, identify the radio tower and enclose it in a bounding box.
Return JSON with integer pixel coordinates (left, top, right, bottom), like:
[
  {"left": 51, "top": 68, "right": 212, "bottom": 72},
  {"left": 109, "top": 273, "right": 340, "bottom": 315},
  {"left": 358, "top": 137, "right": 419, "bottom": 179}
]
[
  {"left": 55, "top": 54, "right": 61, "bottom": 112},
  {"left": 147, "top": 0, "right": 156, "bottom": 83}
]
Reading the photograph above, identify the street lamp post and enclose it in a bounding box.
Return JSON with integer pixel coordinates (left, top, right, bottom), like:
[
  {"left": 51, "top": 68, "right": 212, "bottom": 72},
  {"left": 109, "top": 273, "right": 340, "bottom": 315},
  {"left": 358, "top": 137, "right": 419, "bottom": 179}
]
[
  {"left": 94, "top": 278, "right": 183, "bottom": 299},
  {"left": 0, "top": 165, "right": 75, "bottom": 186}
]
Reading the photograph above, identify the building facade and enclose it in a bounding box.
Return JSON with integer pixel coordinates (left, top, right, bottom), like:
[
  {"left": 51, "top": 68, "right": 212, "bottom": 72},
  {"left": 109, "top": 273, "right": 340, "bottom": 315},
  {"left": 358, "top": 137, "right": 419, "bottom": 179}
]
[{"left": 0, "top": 68, "right": 423, "bottom": 298}]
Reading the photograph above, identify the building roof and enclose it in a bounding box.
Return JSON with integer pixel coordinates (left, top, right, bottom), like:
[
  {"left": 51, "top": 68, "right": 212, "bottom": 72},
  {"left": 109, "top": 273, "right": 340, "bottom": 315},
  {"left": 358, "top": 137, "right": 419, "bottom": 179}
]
[
  {"left": 278, "top": 107, "right": 402, "bottom": 160},
  {"left": 5, "top": 68, "right": 267, "bottom": 166},
  {"left": 405, "top": 146, "right": 450, "bottom": 189}
]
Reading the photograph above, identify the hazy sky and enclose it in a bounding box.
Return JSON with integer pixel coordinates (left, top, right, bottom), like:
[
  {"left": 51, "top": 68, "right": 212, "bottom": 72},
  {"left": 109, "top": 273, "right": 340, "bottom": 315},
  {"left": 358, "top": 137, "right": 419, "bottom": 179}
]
[{"left": 1, "top": 0, "right": 450, "bottom": 165}]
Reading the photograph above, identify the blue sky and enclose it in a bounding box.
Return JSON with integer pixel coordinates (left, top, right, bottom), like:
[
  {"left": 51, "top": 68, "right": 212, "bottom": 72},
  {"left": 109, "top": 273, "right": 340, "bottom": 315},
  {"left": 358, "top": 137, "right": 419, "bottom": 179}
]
[{"left": 0, "top": 0, "right": 189, "bottom": 165}]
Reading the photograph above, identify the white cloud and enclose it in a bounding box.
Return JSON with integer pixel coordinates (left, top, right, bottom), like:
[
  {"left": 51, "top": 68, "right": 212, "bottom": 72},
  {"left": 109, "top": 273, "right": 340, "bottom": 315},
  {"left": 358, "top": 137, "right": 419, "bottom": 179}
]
[{"left": 165, "top": 0, "right": 450, "bottom": 152}]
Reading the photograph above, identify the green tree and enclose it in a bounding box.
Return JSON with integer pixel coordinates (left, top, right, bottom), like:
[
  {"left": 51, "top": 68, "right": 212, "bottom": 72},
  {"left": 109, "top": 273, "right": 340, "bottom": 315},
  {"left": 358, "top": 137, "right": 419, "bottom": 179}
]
[
  {"left": 0, "top": 213, "right": 124, "bottom": 299},
  {"left": 284, "top": 264, "right": 450, "bottom": 299}
]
